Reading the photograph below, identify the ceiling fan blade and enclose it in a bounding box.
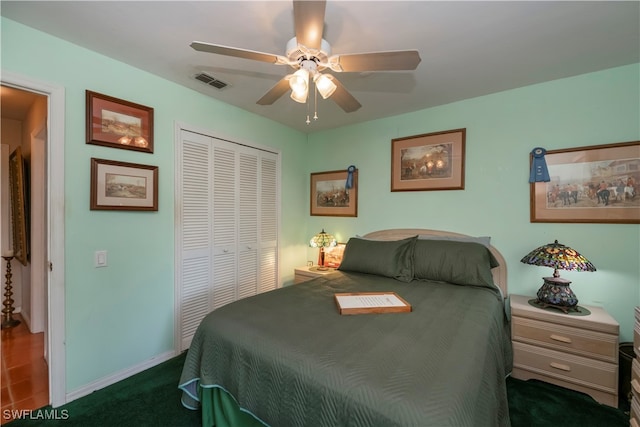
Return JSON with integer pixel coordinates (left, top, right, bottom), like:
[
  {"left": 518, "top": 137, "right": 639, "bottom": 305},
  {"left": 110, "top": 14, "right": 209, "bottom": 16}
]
[
  {"left": 329, "top": 50, "right": 421, "bottom": 72},
  {"left": 191, "top": 41, "right": 286, "bottom": 64},
  {"left": 293, "top": 0, "right": 326, "bottom": 51},
  {"left": 330, "top": 77, "right": 361, "bottom": 113},
  {"left": 256, "top": 77, "right": 291, "bottom": 105}
]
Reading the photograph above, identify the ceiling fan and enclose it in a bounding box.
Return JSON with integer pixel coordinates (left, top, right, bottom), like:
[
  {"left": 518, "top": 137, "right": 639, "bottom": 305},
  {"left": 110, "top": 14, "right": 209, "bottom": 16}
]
[{"left": 190, "top": 0, "right": 421, "bottom": 121}]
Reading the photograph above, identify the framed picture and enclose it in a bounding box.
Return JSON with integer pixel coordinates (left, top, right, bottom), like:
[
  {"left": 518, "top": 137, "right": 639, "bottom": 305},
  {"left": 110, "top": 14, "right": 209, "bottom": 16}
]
[
  {"left": 530, "top": 141, "right": 640, "bottom": 223},
  {"left": 391, "top": 128, "right": 466, "bottom": 191},
  {"left": 310, "top": 169, "right": 358, "bottom": 217},
  {"left": 9, "top": 147, "right": 29, "bottom": 266},
  {"left": 323, "top": 243, "right": 346, "bottom": 268},
  {"left": 90, "top": 158, "right": 158, "bottom": 211},
  {"left": 86, "top": 90, "right": 154, "bottom": 153}
]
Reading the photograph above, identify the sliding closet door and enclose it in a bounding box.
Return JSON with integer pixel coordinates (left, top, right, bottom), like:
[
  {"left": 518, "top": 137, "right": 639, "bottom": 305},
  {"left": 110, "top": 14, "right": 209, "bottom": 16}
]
[{"left": 176, "top": 129, "right": 279, "bottom": 350}]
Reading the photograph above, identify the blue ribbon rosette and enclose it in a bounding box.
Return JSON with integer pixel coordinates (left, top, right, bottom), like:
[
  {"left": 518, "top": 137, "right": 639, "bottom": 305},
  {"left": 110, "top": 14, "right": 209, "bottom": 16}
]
[
  {"left": 529, "top": 148, "right": 550, "bottom": 183},
  {"left": 345, "top": 165, "right": 356, "bottom": 189}
]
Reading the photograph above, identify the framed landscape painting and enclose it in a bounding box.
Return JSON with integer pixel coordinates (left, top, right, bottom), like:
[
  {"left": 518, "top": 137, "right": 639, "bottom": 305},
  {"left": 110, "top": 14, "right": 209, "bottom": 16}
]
[
  {"left": 310, "top": 169, "right": 358, "bottom": 217},
  {"left": 391, "top": 128, "right": 466, "bottom": 191},
  {"left": 530, "top": 141, "right": 640, "bottom": 223},
  {"left": 90, "top": 158, "right": 158, "bottom": 211}
]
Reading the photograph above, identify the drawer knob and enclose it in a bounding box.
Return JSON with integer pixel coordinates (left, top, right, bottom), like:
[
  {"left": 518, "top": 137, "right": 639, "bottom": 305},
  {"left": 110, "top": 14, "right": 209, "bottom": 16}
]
[
  {"left": 550, "top": 334, "right": 572, "bottom": 344},
  {"left": 633, "top": 378, "right": 640, "bottom": 394},
  {"left": 550, "top": 362, "right": 571, "bottom": 372}
]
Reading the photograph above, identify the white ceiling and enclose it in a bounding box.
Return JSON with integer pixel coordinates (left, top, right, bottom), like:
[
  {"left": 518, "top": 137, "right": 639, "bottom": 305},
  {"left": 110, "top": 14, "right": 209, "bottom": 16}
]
[{"left": 2, "top": 1, "right": 638, "bottom": 133}]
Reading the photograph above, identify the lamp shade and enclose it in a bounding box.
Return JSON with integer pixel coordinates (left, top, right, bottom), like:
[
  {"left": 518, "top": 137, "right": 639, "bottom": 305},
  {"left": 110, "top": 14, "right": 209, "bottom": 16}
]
[
  {"left": 520, "top": 239, "right": 595, "bottom": 313},
  {"left": 289, "top": 69, "right": 309, "bottom": 103},
  {"left": 520, "top": 240, "right": 596, "bottom": 276},
  {"left": 314, "top": 73, "right": 337, "bottom": 99},
  {"left": 309, "top": 229, "right": 337, "bottom": 249}
]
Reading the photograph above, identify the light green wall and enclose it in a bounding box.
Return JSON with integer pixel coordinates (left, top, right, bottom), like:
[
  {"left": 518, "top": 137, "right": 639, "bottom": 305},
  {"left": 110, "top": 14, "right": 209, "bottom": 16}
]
[
  {"left": 307, "top": 63, "right": 640, "bottom": 342},
  {"left": 2, "top": 16, "right": 639, "bottom": 397},
  {"left": 1, "top": 18, "right": 310, "bottom": 391}
]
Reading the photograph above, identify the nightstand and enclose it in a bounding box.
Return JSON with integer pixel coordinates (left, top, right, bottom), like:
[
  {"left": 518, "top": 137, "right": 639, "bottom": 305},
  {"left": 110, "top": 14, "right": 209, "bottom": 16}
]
[
  {"left": 294, "top": 266, "right": 337, "bottom": 284},
  {"left": 510, "top": 294, "right": 619, "bottom": 407}
]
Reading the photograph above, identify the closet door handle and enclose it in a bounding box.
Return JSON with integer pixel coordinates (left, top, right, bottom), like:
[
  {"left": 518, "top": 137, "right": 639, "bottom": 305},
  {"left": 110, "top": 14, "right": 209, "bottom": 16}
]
[
  {"left": 550, "top": 334, "right": 572, "bottom": 344},
  {"left": 550, "top": 362, "right": 571, "bottom": 372}
]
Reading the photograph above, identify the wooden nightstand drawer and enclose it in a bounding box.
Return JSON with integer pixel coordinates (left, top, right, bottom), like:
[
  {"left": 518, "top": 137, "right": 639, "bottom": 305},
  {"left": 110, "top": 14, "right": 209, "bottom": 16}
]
[
  {"left": 512, "top": 316, "right": 617, "bottom": 363},
  {"left": 513, "top": 341, "right": 617, "bottom": 393},
  {"left": 510, "top": 295, "right": 619, "bottom": 407}
]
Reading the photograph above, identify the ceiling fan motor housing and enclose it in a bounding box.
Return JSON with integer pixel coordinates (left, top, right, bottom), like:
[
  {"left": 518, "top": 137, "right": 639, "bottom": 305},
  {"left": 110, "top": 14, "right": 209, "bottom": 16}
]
[{"left": 286, "top": 37, "right": 331, "bottom": 70}]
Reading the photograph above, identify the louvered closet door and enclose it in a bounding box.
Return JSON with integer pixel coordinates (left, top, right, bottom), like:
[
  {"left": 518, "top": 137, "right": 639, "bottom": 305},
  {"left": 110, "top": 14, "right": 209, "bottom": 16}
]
[
  {"left": 259, "top": 155, "right": 278, "bottom": 293},
  {"left": 177, "top": 129, "right": 279, "bottom": 351},
  {"left": 178, "top": 131, "right": 213, "bottom": 350},
  {"left": 211, "top": 143, "right": 238, "bottom": 308},
  {"left": 237, "top": 148, "right": 259, "bottom": 300}
]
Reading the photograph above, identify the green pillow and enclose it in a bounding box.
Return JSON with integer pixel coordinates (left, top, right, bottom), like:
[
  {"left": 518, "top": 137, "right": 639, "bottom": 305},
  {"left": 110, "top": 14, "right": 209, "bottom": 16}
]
[
  {"left": 412, "top": 239, "right": 498, "bottom": 288},
  {"left": 338, "top": 236, "right": 417, "bottom": 282}
]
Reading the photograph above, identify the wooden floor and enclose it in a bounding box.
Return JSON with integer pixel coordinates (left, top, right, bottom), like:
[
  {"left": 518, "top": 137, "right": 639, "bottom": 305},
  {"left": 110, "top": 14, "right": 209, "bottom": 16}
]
[{"left": 1, "top": 314, "right": 49, "bottom": 425}]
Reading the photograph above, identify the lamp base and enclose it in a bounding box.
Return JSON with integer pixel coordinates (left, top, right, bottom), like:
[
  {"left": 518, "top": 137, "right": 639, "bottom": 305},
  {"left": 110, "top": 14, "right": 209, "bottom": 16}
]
[{"left": 534, "top": 277, "right": 579, "bottom": 314}]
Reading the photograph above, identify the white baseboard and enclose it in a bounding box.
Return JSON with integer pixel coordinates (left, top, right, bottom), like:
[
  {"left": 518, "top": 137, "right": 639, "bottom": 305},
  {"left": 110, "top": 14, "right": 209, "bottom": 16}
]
[{"left": 65, "top": 350, "right": 178, "bottom": 404}]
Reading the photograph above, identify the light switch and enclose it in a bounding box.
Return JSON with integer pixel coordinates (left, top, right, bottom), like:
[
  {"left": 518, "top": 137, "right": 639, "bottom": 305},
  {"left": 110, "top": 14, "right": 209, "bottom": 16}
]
[{"left": 95, "top": 250, "right": 107, "bottom": 268}]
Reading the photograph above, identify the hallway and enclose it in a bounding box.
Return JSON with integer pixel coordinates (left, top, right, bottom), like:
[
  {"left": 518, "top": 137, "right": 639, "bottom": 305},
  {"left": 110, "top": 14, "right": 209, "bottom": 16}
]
[{"left": 1, "top": 314, "right": 48, "bottom": 424}]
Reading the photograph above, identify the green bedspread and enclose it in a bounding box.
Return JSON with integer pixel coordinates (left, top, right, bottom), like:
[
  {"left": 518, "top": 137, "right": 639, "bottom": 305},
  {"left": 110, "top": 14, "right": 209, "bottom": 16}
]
[{"left": 179, "top": 271, "right": 512, "bottom": 426}]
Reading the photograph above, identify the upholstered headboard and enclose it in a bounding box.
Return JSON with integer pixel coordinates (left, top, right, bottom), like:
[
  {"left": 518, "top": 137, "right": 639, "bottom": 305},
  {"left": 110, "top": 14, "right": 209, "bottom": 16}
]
[{"left": 362, "top": 228, "right": 508, "bottom": 296}]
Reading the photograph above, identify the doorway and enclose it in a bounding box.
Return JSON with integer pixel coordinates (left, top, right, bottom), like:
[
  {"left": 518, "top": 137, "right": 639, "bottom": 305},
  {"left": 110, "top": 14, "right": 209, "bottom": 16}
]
[
  {"left": 0, "top": 73, "right": 66, "bottom": 410},
  {"left": 0, "top": 86, "right": 48, "bottom": 420}
]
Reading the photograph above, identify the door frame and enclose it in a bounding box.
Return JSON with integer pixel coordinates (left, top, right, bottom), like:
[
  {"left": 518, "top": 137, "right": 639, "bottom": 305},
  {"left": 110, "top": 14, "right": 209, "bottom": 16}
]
[{"left": 1, "top": 71, "right": 66, "bottom": 407}]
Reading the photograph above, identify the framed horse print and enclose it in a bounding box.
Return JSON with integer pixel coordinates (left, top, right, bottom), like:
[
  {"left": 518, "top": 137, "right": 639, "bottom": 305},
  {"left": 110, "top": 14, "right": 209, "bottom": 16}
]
[
  {"left": 530, "top": 141, "right": 640, "bottom": 223},
  {"left": 310, "top": 169, "right": 358, "bottom": 217},
  {"left": 391, "top": 128, "right": 465, "bottom": 191}
]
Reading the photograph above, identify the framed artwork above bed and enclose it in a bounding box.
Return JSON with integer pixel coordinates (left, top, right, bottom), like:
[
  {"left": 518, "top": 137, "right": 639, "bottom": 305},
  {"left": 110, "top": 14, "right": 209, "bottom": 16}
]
[
  {"left": 310, "top": 169, "right": 358, "bottom": 217},
  {"left": 391, "top": 128, "right": 466, "bottom": 192}
]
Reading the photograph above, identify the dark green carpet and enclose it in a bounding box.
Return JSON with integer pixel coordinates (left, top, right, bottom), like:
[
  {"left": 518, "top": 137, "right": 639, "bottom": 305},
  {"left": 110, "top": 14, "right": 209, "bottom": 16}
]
[{"left": 6, "top": 352, "right": 629, "bottom": 427}]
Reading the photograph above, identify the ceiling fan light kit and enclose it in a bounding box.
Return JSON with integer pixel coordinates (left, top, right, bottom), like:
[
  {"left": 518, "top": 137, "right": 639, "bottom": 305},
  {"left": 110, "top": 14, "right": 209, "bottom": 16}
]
[
  {"left": 191, "top": 0, "right": 421, "bottom": 123},
  {"left": 289, "top": 68, "right": 310, "bottom": 103},
  {"left": 314, "top": 74, "right": 336, "bottom": 99}
]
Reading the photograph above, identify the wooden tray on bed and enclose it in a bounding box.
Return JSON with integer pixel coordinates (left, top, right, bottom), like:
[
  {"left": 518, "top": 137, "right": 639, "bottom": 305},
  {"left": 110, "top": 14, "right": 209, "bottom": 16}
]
[{"left": 334, "top": 292, "right": 412, "bottom": 315}]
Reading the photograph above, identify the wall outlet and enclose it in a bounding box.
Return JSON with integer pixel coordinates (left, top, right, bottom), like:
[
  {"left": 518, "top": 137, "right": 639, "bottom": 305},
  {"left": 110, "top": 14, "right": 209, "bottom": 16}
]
[{"left": 95, "top": 250, "right": 107, "bottom": 268}]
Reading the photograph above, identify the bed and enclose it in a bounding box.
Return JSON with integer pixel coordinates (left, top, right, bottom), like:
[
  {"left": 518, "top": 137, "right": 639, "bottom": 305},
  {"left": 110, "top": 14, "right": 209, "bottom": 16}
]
[{"left": 179, "top": 229, "right": 512, "bottom": 427}]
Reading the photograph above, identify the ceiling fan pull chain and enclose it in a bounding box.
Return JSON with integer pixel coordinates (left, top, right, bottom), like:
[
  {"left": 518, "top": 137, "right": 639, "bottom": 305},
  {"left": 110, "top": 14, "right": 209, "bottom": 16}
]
[
  {"left": 306, "top": 91, "right": 311, "bottom": 125},
  {"left": 314, "top": 85, "right": 319, "bottom": 121}
]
